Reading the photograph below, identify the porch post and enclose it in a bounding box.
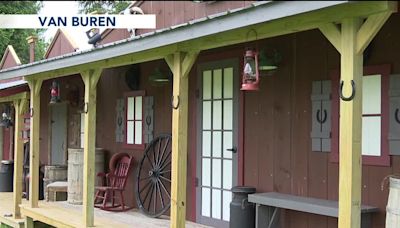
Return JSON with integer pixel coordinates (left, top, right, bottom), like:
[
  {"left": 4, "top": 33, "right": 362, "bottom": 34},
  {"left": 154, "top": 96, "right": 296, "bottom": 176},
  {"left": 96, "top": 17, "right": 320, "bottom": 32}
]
[
  {"left": 27, "top": 79, "right": 42, "bottom": 208},
  {"left": 166, "top": 51, "right": 198, "bottom": 228},
  {"left": 12, "top": 98, "right": 28, "bottom": 218},
  {"left": 81, "top": 68, "right": 102, "bottom": 227}
]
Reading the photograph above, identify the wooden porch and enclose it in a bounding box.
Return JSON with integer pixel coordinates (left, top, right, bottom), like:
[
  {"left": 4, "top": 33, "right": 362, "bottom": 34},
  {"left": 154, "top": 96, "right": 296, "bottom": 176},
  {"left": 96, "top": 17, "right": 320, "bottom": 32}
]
[{"left": 0, "top": 193, "right": 25, "bottom": 228}]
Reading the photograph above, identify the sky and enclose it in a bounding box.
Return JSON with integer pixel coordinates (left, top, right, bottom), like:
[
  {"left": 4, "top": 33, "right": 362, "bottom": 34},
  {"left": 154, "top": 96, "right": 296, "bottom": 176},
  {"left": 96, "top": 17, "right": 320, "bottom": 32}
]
[{"left": 39, "top": 1, "right": 93, "bottom": 51}]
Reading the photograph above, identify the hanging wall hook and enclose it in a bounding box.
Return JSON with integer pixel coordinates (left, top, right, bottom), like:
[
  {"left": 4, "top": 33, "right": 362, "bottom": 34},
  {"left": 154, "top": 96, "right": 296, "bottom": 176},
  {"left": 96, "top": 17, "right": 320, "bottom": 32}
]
[
  {"left": 316, "top": 109, "right": 327, "bottom": 124},
  {"left": 171, "top": 95, "right": 180, "bottom": 110},
  {"left": 395, "top": 108, "right": 400, "bottom": 124},
  {"left": 339, "top": 80, "right": 356, "bottom": 101}
]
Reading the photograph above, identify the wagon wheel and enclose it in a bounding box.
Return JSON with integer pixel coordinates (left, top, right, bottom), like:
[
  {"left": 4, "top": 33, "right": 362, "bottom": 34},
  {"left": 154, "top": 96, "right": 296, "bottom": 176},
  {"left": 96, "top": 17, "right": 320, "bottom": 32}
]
[{"left": 136, "top": 134, "right": 172, "bottom": 218}]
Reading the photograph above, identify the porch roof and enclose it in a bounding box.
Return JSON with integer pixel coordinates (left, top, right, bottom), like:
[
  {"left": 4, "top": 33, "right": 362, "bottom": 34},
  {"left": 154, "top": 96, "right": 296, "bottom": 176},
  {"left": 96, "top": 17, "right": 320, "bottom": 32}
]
[{"left": 0, "top": 1, "right": 352, "bottom": 80}]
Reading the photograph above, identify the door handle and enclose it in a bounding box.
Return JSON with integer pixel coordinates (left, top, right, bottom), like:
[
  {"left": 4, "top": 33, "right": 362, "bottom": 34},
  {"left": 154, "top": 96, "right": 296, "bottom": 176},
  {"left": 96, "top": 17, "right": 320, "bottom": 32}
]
[{"left": 226, "top": 147, "right": 237, "bottom": 153}]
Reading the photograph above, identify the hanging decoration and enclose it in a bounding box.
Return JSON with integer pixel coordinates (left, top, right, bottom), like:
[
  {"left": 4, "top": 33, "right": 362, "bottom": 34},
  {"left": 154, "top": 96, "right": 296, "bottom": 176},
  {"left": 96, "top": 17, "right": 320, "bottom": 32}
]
[
  {"left": 0, "top": 104, "right": 13, "bottom": 128},
  {"left": 49, "top": 80, "right": 61, "bottom": 104},
  {"left": 241, "top": 49, "right": 260, "bottom": 91}
]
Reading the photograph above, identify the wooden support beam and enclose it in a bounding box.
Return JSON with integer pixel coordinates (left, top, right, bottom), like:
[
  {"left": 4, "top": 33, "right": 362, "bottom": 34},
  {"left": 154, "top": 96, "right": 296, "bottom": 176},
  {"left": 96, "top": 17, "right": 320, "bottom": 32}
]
[
  {"left": 338, "top": 18, "right": 363, "bottom": 228},
  {"left": 27, "top": 79, "right": 42, "bottom": 208},
  {"left": 319, "top": 23, "right": 342, "bottom": 53},
  {"left": 356, "top": 11, "right": 392, "bottom": 54},
  {"left": 166, "top": 51, "right": 198, "bottom": 228},
  {"left": 12, "top": 98, "right": 28, "bottom": 219},
  {"left": 81, "top": 68, "right": 102, "bottom": 227},
  {"left": 25, "top": 217, "right": 34, "bottom": 228},
  {"left": 0, "top": 92, "right": 29, "bottom": 103}
]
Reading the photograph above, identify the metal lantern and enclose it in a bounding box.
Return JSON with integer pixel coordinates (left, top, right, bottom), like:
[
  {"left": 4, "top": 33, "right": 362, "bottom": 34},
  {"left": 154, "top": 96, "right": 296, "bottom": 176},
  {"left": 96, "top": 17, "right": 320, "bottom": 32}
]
[
  {"left": 49, "top": 80, "right": 61, "bottom": 104},
  {"left": 241, "top": 49, "right": 259, "bottom": 91},
  {"left": 0, "top": 105, "right": 13, "bottom": 128}
]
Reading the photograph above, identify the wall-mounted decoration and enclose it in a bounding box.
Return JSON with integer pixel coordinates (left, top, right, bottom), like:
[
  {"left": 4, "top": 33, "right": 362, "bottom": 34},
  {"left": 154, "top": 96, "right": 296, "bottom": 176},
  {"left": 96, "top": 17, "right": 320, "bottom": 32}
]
[
  {"left": 310, "top": 80, "right": 331, "bottom": 152},
  {"left": 144, "top": 96, "right": 154, "bottom": 144},
  {"left": 115, "top": 98, "right": 125, "bottom": 143},
  {"left": 389, "top": 74, "right": 400, "bottom": 155}
]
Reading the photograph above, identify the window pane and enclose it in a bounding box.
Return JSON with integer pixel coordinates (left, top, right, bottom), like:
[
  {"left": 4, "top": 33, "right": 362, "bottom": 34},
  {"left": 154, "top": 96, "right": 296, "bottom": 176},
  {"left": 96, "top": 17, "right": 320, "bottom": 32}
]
[
  {"left": 212, "top": 158, "right": 221, "bottom": 188},
  {"left": 127, "top": 121, "right": 134, "bottom": 144},
  {"left": 135, "top": 96, "right": 142, "bottom": 120},
  {"left": 135, "top": 121, "right": 142, "bottom": 144},
  {"left": 202, "top": 131, "right": 211, "bottom": 157},
  {"left": 223, "top": 160, "right": 232, "bottom": 190},
  {"left": 202, "top": 158, "right": 211, "bottom": 186},
  {"left": 223, "top": 191, "right": 232, "bottom": 221},
  {"left": 362, "top": 75, "right": 381, "bottom": 114},
  {"left": 201, "top": 187, "right": 210, "bottom": 217},
  {"left": 203, "top": 101, "right": 211, "bottom": 130},
  {"left": 213, "top": 100, "right": 222, "bottom": 130},
  {"left": 212, "top": 131, "right": 222, "bottom": 158},
  {"left": 224, "top": 68, "right": 233, "bottom": 99},
  {"left": 362, "top": 116, "right": 381, "bottom": 156},
  {"left": 213, "top": 69, "right": 222, "bottom": 99},
  {"left": 223, "top": 99, "right": 233, "bottom": 130},
  {"left": 212, "top": 189, "right": 221, "bottom": 219},
  {"left": 203, "top": 70, "right": 212, "bottom": 100},
  {"left": 223, "top": 131, "right": 233, "bottom": 159},
  {"left": 127, "top": 97, "right": 135, "bottom": 120}
]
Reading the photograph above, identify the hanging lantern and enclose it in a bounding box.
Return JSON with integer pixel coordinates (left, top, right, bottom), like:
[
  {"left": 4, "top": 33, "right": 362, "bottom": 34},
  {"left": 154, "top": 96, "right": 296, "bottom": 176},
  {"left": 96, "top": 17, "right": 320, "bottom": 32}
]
[
  {"left": 241, "top": 49, "right": 259, "bottom": 91},
  {"left": 0, "top": 105, "right": 13, "bottom": 128},
  {"left": 50, "top": 80, "right": 61, "bottom": 104}
]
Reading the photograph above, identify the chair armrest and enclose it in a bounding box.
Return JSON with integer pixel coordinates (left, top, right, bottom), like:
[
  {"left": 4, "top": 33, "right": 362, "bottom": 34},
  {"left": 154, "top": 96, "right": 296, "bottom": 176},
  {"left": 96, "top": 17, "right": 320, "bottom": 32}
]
[{"left": 96, "top": 172, "right": 108, "bottom": 186}]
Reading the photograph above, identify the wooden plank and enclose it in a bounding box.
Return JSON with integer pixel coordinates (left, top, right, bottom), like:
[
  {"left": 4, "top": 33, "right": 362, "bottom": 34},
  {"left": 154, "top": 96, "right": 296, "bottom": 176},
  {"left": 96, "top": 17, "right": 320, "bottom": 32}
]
[
  {"left": 356, "top": 11, "right": 392, "bottom": 54},
  {"left": 25, "top": 217, "right": 34, "bottom": 228},
  {"left": 0, "top": 92, "right": 29, "bottom": 103},
  {"left": 338, "top": 18, "right": 363, "bottom": 228},
  {"left": 12, "top": 98, "right": 27, "bottom": 219},
  {"left": 80, "top": 68, "right": 102, "bottom": 227},
  {"left": 319, "top": 23, "right": 342, "bottom": 53},
  {"left": 27, "top": 79, "right": 43, "bottom": 208},
  {"left": 167, "top": 52, "right": 197, "bottom": 228}
]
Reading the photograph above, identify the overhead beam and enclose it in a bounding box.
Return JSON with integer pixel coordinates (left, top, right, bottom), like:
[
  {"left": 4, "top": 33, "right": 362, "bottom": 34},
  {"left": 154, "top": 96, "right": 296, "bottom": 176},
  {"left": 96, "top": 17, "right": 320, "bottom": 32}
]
[
  {"left": 81, "top": 68, "right": 102, "bottom": 227},
  {"left": 319, "top": 23, "right": 342, "bottom": 53},
  {"left": 356, "top": 11, "right": 392, "bottom": 54},
  {"left": 166, "top": 51, "right": 198, "bottom": 228},
  {"left": 27, "top": 79, "right": 42, "bottom": 208},
  {"left": 0, "top": 92, "right": 29, "bottom": 103},
  {"left": 12, "top": 97, "right": 28, "bottom": 219}
]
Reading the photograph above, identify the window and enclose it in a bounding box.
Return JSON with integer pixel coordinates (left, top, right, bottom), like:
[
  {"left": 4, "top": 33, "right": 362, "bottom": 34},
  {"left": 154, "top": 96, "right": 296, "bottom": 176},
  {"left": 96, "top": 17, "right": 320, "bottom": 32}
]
[
  {"left": 124, "top": 91, "right": 145, "bottom": 149},
  {"left": 331, "top": 64, "right": 390, "bottom": 166}
]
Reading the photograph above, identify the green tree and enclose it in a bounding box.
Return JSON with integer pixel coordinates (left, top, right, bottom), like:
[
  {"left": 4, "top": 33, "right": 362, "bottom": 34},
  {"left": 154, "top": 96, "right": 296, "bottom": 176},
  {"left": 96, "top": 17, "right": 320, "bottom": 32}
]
[
  {"left": 0, "top": 1, "right": 47, "bottom": 64},
  {"left": 78, "top": 1, "right": 130, "bottom": 14}
]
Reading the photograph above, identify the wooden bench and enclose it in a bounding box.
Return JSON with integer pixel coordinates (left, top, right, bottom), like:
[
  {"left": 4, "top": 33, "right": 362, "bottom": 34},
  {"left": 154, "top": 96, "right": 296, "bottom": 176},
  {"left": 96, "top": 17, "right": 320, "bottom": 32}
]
[
  {"left": 248, "top": 192, "right": 379, "bottom": 228},
  {"left": 46, "top": 181, "right": 68, "bottom": 202}
]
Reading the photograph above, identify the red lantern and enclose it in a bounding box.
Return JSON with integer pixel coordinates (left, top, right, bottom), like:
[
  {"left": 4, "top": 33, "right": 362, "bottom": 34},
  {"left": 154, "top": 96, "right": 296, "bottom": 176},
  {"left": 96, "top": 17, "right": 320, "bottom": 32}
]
[
  {"left": 50, "top": 80, "right": 60, "bottom": 104},
  {"left": 241, "top": 49, "right": 259, "bottom": 91}
]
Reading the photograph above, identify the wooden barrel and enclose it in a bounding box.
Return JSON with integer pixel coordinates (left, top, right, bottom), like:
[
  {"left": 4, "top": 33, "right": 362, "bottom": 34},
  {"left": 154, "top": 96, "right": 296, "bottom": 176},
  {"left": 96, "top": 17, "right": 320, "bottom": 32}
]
[
  {"left": 67, "top": 148, "right": 104, "bottom": 205},
  {"left": 386, "top": 177, "right": 400, "bottom": 227},
  {"left": 43, "top": 165, "right": 68, "bottom": 200}
]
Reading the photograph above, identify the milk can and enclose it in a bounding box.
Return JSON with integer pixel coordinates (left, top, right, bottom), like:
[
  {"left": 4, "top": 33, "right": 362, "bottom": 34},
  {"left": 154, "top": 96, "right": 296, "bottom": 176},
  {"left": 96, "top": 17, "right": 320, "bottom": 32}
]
[{"left": 230, "top": 186, "right": 256, "bottom": 228}]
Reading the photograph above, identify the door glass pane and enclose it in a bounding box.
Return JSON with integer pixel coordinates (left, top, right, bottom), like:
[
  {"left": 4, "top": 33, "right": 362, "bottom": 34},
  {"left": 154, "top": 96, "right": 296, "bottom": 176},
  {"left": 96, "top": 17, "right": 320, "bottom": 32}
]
[
  {"left": 127, "top": 121, "right": 134, "bottom": 144},
  {"left": 223, "top": 100, "right": 233, "bottom": 130},
  {"left": 203, "top": 101, "right": 211, "bottom": 130},
  {"left": 203, "top": 70, "right": 212, "bottom": 100},
  {"left": 202, "top": 158, "right": 211, "bottom": 186},
  {"left": 127, "top": 97, "right": 134, "bottom": 120},
  {"left": 223, "top": 191, "right": 232, "bottom": 221},
  {"left": 212, "top": 131, "right": 222, "bottom": 158},
  {"left": 213, "top": 69, "right": 222, "bottom": 99},
  {"left": 135, "top": 121, "right": 142, "bottom": 144},
  {"left": 224, "top": 68, "right": 233, "bottom": 99},
  {"left": 202, "top": 131, "right": 211, "bottom": 157},
  {"left": 223, "top": 131, "right": 233, "bottom": 159},
  {"left": 202, "top": 187, "right": 211, "bottom": 217},
  {"left": 362, "top": 75, "right": 381, "bottom": 114},
  {"left": 135, "top": 96, "right": 142, "bottom": 120},
  {"left": 212, "top": 158, "right": 221, "bottom": 188},
  {"left": 223, "top": 160, "right": 232, "bottom": 189},
  {"left": 213, "top": 100, "right": 222, "bottom": 130},
  {"left": 362, "top": 116, "right": 381, "bottom": 156},
  {"left": 212, "top": 189, "right": 221, "bottom": 219}
]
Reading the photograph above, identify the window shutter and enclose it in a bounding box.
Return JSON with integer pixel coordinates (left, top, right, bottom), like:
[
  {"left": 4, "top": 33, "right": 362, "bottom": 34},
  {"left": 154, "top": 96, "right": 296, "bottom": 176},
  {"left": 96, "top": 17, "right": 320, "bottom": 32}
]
[
  {"left": 389, "top": 74, "right": 400, "bottom": 155},
  {"left": 115, "top": 98, "right": 125, "bottom": 143},
  {"left": 144, "top": 96, "right": 154, "bottom": 144},
  {"left": 310, "top": 80, "right": 331, "bottom": 152}
]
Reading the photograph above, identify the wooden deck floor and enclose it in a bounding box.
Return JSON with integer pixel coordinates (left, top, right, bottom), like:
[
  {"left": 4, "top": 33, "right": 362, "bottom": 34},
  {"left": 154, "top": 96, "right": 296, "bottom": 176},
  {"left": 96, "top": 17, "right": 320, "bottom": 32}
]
[
  {"left": 0, "top": 192, "right": 25, "bottom": 228},
  {"left": 20, "top": 200, "right": 210, "bottom": 228}
]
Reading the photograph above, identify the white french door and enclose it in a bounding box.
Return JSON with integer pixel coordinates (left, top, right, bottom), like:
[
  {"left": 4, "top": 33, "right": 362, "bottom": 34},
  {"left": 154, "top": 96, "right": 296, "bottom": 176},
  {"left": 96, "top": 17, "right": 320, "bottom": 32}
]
[{"left": 197, "top": 59, "right": 238, "bottom": 228}]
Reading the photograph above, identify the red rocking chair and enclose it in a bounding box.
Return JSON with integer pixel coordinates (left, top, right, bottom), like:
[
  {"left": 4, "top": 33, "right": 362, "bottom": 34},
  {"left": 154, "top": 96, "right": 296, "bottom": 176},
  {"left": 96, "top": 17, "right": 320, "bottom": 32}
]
[{"left": 94, "top": 152, "right": 134, "bottom": 211}]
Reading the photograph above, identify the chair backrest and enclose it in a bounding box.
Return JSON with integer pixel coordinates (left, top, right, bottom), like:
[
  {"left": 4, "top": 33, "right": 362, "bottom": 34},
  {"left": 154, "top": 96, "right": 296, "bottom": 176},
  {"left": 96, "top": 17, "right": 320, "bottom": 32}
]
[{"left": 109, "top": 153, "right": 134, "bottom": 189}]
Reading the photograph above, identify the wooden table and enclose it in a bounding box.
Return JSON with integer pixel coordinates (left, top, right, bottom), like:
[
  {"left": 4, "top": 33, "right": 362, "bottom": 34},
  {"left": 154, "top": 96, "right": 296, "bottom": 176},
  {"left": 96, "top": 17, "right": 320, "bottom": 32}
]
[
  {"left": 248, "top": 192, "right": 379, "bottom": 228},
  {"left": 46, "top": 181, "right": 68, "bottom": 202}
]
